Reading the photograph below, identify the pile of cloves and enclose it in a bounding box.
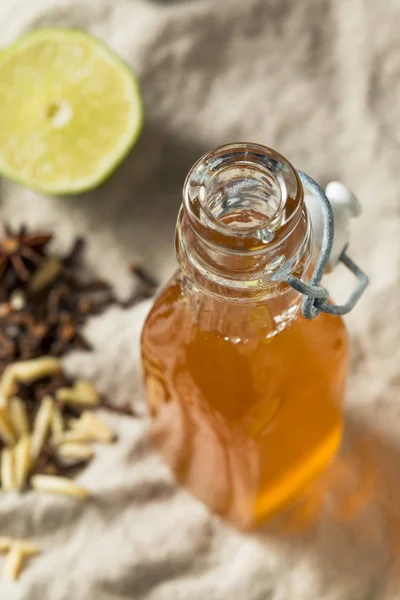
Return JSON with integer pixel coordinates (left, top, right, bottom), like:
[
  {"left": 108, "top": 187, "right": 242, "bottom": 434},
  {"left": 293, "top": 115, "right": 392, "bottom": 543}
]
[{"left": 0, "top": 226, "right": 157, "bottom": 372}]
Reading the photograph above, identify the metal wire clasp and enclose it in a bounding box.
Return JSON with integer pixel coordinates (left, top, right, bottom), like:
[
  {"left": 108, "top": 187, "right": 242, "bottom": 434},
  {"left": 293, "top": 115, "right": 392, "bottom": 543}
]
[{"left": 286, "top": 171, "right": 369, "bottom": 320}]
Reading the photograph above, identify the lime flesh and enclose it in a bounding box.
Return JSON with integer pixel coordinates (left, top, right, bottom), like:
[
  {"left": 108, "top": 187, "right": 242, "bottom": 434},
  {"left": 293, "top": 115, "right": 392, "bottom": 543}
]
[{"left": 0, "top": 28, "right": 143, "bottom": 194}]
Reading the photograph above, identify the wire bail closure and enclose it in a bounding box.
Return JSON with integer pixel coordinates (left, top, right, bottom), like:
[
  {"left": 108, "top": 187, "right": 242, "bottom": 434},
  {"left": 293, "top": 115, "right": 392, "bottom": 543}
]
[{"left": 286, "top": 171, "right": 369, "bottom": 320}]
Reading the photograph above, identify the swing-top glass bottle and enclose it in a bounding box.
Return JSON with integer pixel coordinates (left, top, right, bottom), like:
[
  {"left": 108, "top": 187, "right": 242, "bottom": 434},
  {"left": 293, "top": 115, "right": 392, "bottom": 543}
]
[{"left": 141, "top": 143, "right": 352, "bottom": 529}]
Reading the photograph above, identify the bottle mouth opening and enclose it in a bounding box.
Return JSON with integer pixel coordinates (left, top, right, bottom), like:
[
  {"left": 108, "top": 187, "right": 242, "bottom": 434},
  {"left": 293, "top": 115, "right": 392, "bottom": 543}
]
[
  {"left": 183, "top": 143, "right": 301, "bottom": 244},
  {"left": 178, "top": 143, "right": 311, "bottom": 298}
]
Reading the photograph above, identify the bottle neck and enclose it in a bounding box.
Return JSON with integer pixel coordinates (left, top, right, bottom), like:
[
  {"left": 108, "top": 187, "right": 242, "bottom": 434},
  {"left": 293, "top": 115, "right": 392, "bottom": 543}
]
[{"left": 176, "top": 143, "right": 312, "bottom": 312}]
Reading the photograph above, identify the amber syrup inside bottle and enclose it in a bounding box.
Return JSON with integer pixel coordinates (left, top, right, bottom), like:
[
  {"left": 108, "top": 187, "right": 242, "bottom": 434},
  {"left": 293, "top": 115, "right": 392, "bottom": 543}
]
[{"left": 141, "top": 143, "right": 348, "bottom": 529}]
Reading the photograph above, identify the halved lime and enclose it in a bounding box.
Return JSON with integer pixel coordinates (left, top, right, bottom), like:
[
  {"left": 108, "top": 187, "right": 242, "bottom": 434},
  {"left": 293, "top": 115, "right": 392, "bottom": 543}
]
[{"left": 0, "top": 28, "right": 143, "bottom": 194}]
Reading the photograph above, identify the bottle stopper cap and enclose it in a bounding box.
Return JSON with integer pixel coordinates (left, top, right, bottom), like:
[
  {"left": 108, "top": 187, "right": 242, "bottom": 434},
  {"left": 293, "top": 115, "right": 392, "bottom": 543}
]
[{"left": 286, "top": 171, "right": 369, "bottom": 319}]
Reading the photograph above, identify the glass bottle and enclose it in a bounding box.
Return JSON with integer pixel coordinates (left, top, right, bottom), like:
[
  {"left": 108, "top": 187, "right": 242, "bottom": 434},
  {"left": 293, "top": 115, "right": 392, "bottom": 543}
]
[{"left": 141, "top": 143, "right": 349, "bottom": 529}]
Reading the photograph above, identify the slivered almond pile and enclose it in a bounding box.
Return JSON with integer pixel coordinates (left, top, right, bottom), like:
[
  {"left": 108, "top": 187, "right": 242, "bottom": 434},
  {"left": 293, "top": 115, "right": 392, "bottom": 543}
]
[
  {"left": 0, "top": 537, "right": 40, "bottom": 580},
  {"left": 0, "top": 356, "right": 116, "bottom": 499}
]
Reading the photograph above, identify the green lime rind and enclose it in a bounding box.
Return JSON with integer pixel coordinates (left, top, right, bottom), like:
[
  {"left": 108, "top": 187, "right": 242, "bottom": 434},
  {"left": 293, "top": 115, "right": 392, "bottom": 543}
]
[{"left": 0, "top": 28, "right": 144, "bottom": 195}]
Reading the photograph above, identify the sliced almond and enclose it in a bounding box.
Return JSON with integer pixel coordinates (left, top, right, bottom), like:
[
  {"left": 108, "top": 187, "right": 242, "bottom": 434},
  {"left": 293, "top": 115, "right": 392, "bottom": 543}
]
[
  {"left": 0, "top": 537, "right": 12, "bottom": 552},
  {"left": 50, "top": 405, "right": 64, "bottom": 437},
  {"left": 57, "top": 443, "right": 94, "bottom": 463},
  {"left": 9, "top": 397, "right": 30, "bottom": 437},
  {"left": 2, "top": 541, "right": 39, "bottom": 581},
  {"left": 14, "top": 436, "right": 31, "bottom": 490},
  {"left": 3, "top": 545, "right": 24, "bottom": 580},
  {"left": 11, "top": 357, "right": 61, "bottom": 384},
  {"left": 56, "top": 380, "right": 99, "bottom": 408},
  {"left": 1, "top": 448, "right": 15, "bottom": 491},
  {"left": 13, "top": 540, "right": 40, "bottom": 556},
  {"left": 0, "top": 537, "right": 39, "bottom": 554},
  {"left": 74, "top": 381, "right": 99, "bottom": 404},
  {"left": 31, "top": 475, "right": 88, "bottom": 500},
  {"left": 51, "top": 429, "right": 92, "bottom": 446},
  {"left": 0, "top": 367, "right": 17, "bottom": 401},
  {"left": 31, "top": 396, "right": 53, "bottom": 462},
  {"left": 0, "top": 408, "right": 16, "bottom": 446},
  {"left": 73, "top": 412, "right": 115, "bottom": 444},
  {"left": 27, "top": 256, "right": 62, "bottom": 295},
  {"left": 0, "top": 392, "right": 7, "bottom": 409}
]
